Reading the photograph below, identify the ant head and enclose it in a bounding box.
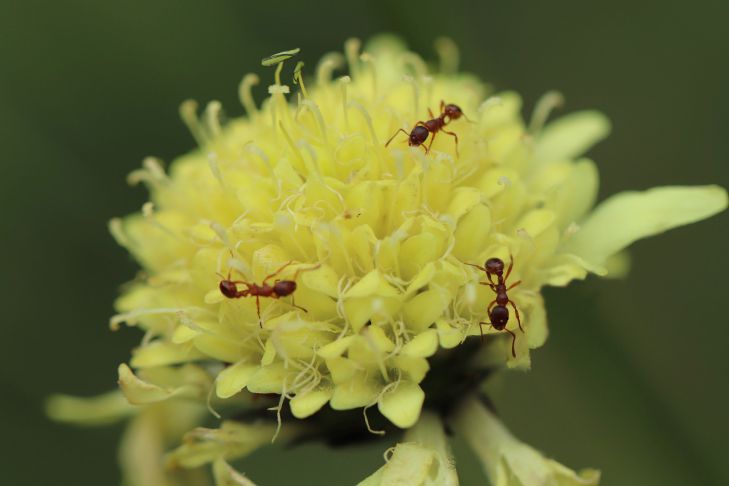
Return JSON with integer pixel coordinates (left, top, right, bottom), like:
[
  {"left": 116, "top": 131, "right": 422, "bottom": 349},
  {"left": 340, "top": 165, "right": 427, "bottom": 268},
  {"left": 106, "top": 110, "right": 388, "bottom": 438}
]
[
  {"left": 489, "top": 305, "right": 509, "bottom": 329},
  {"left": 484, "top": 257, "right": 505, "bottom": 275},
  {"left": 409, "top": 125, "right": 429, "bottom": 146},
  {"left": 219, "top": 279, "right": 239, "bottom": 298},
  {"left": 444, "top": 104, "right": 463, "bottom": 120},
  {"left": 273, "top": 280, "right": 296, "bottom": 297}
]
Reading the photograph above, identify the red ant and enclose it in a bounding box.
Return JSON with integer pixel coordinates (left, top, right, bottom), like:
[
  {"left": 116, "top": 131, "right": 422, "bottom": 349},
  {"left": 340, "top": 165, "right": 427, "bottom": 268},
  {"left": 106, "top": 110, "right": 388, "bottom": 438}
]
[
  {"left": 218, "top": 261, "right": 320, "bottom": 327},
  {"left": 385, "top": 101, "right": 471, "bottom": 157},
  {"left": 466, "top": 256, "right": 523, "bottom": 357}
]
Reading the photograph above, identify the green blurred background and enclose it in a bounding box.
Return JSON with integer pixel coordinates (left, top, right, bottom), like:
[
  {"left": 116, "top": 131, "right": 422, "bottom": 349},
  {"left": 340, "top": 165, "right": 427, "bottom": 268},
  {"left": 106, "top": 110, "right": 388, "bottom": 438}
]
[{"left": 1, "top": 1, "right": 727, "bottom": 484}]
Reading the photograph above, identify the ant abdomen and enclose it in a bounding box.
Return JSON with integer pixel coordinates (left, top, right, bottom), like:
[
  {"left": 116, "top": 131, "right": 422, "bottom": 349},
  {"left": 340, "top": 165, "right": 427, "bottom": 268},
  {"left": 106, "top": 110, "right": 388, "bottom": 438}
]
[
  {"left": 409, "top": 126, "right": 429, "bottom": 146},
  {"left": 273, "top": 280, "right": 296, "bottom": 297},
  {"left": 485, "top": 258, "right": 504, "bottom": 275},
  {"left": 443, "top": 104, "right": 463, "bottom": 121},
  {"left": 219, "top": 280, "right": 239, "bottom": 298},
  {"left": 489, "top": 305, "right": 509, "bottom": 329}
]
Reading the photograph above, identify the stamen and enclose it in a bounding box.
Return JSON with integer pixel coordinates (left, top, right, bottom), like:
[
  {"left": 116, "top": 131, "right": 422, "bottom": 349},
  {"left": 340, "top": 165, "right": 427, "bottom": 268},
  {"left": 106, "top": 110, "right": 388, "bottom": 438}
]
[
  {"left": 238, "top": 73, "right": 260, "bottom": 118},
  {"left": 363, "top": 403, "right": 386, "bottom": 436},
  {"left": 108, "top": 218, "right": 132, "bottom": 249},
  {"left": 316, "top": 52, "right": 345, "bottom": 86},
  {"left": 360, "top": 52, "right": 378, "bottom": 97},
  {"left": 207, "top": 152, "right": 226, "bottom": 188},
  {"left": 261, "top": 48, "right": 301, "bottom": 68},
  {"left": 268, "top": 377, "right": 288, "bottom": 443},
  {"left": 204, "top": 100, "right": 223, "bottom": 138},
  {"left": 347, "top": 101, "right": 379, "bottom": 146},
  {"left": 296, "top": 139, "right": 321, "bottom": 177},
  {"left": 403, "top": 75, "right": 420, "bottom": 118},
  {"left": 142, "top": 202, "right": 184, "bottom": 242},
  {"left": 383, "top": 446, "right": 397, "bottom": 462},
  {"left": 529, "top": 90, "right": 564, "bottom": 135},
  {"left": 478, "top": 96, "right": 503, "bottom": 115},
  {"left": 299, "top": 99, "right": 329, "bottom": 144},
  {"left": 127, "top": 157, "right": 168, "bottom": 187},
  {"left": 564, "top": 222, "right": 580, "bottom": 238},
  {"left": 209, "top": 221, "right": 230, "bottom": 246},
  {"left": 400, "top": 51, "right": 428, "bottom": 79},
  {"left": 262, "top": 48, "right": 299, "bottom": 137},
  {"left": 179, "top": 99, "right": 206, "bottom": 146},
  {"left": 110, "top": 306, "right": 201, "bottom": 331},
  {"left": 338, "top": 76, "right": 351, "bottom": 129},
  {"left": 279, "top": 122, "right": 307, "bottom": 172},
  {"left": 434, "top": 36, "right": 460, "bottom": 74},
  {"left": 206, "top": 381, "right": 222, "bottom": 419},
  {"left": 344, "top": 38, "right": 361, "bottom": 79},
  {"left": 293, "top": 61, "right": 309, "bottom": 99},
  {"left": 267, "top": 84, "right": 291, "bottom": 95}
]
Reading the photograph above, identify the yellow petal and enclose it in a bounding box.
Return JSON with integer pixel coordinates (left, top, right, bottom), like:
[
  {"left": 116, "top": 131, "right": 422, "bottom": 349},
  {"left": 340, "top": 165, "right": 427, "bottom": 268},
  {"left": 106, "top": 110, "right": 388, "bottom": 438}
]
[
  {"left": 391, "top": 355, "right": 430, "bottom": 383},
  {"left": 446, "top": 187, "right": 482, "bottom": 221},
  {"left": 401, "top": 329, "right": 439, "bottom": 358},
  {"left": 453, "top": 203, "right": 492, "bottom": 260},
  {"left": 534, "top": 111, "right": 611, "bottom": 162},
  {"left": 212, "top": 458, "right": 258, "bottom": 486},
  {"left": 246, "top": 363, "right": 290, "bottom": 394},
  {"left": 435, "top": 318, "right": 463, "bottom": 349},
  {"left": 403, "top": 289, "right": 450, "bottom": 333},
  {"left": 345, "top": 270, "right": 400, "bottom": 298},
  {"left": 326, "top": 356, "right": 358, "bottom": 384},
  {"left": 130, "top": 341, "right": 206, "bottom": 368},
  {"left": 166, "top": 421, "right": 276, "bottom": 469},
  {"left": 564, "top": 185, "right": 728, "bottom": 268},
  {"left": 515, "top": 208, "right": 556, "bottom": 238},
  {"left": 378, "top": 381, "right": 425, "bottom": 428},
  {"left": 118, "top": 364, "right": 178, "bottom": 404},
  {"left": 399, "top": 232, "right": 445, "bottom": 281},
  {"left": 216, "top": 361, "right": 258, "bottom": 399},
  {"left": 317, "top": 336, "right": 356, "bottom": 359},
  {"left": 290, "top": 388, "right": 333, "bottom": 418},
  {"left": 301, "top": 264, "right": 341, "bottom": 298},
  {"left": 193, "top": 334, "right": 246, "bottom": 363},
  {"left": 330, "top": 374, "right": 380, "bottom": 410},
  {"left": 46, "top": 391, "right": 134, "bottom": 426}
]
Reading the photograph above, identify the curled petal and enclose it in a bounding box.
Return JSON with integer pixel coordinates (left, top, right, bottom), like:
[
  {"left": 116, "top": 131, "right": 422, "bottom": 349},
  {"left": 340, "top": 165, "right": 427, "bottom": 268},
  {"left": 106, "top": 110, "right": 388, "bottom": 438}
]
[{"left": 453, "top": 396, "right": 600, "bottom": 486}]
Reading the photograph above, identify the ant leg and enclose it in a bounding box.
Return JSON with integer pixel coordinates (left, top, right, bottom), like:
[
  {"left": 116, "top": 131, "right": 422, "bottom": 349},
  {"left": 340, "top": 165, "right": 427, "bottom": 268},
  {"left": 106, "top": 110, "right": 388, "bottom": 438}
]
[
  {"left": 479, "top": 281, "right": 497, "bottom": 291},
  {"left": 505, "top": 254, "right": 514, "bottom": 281},
  {"left": 290, "top": 294, "right": 308, "bottom": 313},
  {"left": 426, "top": 131, "right": 437, "bottom": 153},
  {"left": 507, "top": 280, "right": 522, "bottom": 291},
  {"left": 290, "top": 263, "right": 322, "bottom": 281},
  {"left": 465, "top": 262, "right": 487, "bottom": 273},
  {"left": 428, "top": 107, "right": 435, "bottom": 118},
  {"left": 440, "top": 100, "right": 445, "bottom": 113},
  {"left": 256, "top": 296, "right": 263, "bottom": 328},
  {"left": 478, "top": 321, "right": 490, "bottom": 343},
  {"left": 385, "top": 128, "right": 410, "bottom": 147},
  {"left": 509, "top": 300, "right": 523, "bottom": 333},
  {"left": 487, "top": 299, "right": 497, "bottom": 312},
  {"left": 263, "top": 261, "right": 295, "bottom": 284},
  {"left": 505, "top": 328, "right": 517, "bottom": 358},
  {"left": 441, "top": 129, "right": 459, "bottom": 158}
]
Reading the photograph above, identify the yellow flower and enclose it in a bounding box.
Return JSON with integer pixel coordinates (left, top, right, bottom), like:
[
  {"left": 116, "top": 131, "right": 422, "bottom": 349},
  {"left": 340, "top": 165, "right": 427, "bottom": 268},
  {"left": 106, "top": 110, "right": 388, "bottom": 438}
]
[{"left": 49, "top": 35, "right": 727, "bottom": 484}]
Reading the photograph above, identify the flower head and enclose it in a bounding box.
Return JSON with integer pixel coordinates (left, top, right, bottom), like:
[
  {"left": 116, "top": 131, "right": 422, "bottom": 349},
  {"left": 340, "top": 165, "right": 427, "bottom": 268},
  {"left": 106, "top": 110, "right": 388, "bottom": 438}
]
[{"left": 49, "top": 35, "right": 726, "bottom": 484}]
